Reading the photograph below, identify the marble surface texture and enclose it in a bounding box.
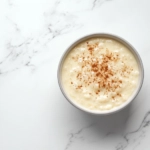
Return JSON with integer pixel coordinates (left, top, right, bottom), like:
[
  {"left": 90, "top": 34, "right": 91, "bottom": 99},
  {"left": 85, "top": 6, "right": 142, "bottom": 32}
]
[{"left": 0, "top": 0, "right": 149, "bottom": 150}]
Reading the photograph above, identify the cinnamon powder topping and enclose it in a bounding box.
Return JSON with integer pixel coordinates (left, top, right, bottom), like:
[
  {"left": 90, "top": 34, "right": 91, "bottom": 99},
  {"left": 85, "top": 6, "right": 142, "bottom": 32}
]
[{"left": 70, "top": 40, "right": 133, "bottom": 99}]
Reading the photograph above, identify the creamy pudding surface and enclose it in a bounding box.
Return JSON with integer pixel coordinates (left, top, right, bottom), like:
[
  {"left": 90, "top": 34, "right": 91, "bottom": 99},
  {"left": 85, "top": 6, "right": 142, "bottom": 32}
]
[{"left": 61, "top": 38, "right": 139, "bottom": 111}]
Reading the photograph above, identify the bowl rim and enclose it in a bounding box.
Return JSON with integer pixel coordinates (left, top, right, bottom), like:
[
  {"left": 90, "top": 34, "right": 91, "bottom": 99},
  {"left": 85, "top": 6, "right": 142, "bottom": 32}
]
[{"left": 57, "top": 33, "right": 144, "bottom": 115}]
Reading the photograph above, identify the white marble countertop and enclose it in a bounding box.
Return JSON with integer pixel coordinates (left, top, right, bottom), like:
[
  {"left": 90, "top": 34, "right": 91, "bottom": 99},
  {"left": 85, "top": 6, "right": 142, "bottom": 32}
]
[{"left": 0, "top": 0, "right": 149, "bottom": 150}]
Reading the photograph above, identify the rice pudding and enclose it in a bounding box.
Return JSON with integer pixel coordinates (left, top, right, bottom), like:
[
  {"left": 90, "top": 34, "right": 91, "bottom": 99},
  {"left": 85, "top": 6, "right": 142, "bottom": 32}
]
[{"left": 61, "top": 38, "right": 139, "bottom": 111}]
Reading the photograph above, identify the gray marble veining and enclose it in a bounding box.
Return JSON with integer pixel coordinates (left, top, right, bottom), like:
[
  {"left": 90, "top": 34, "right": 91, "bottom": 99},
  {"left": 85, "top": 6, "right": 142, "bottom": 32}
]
[{"left": 0, "top": 0, "right": 149, "bottom": 150}]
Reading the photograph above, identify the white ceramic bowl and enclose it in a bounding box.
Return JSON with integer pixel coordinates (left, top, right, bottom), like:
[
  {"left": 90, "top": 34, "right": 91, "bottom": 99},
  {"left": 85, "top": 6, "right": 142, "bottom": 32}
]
[{"left": 57, "top": 33, "right": 144, "bottom": 115}]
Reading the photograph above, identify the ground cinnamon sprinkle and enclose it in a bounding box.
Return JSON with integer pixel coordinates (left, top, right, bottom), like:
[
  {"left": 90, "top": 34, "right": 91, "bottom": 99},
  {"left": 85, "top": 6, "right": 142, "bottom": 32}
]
[{"left": 70, "top": 40, "right": 132, "bottom": 99}]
